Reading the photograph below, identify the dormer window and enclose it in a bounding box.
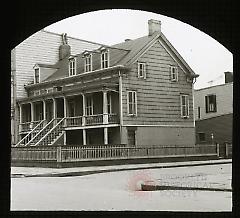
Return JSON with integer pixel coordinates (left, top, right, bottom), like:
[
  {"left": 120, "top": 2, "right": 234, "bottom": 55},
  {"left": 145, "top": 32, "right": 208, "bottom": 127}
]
[
  {"left": 69, "top": 57, "right": 76, "bottom": 76},
  {"left": 101, "top": 49, "right": 109, "bottom": 69},
  {"left": 34, "top": 68, "right": 40, "bottom": 84},
  {"left": 85, "top": 54, "right": 92, "bottom": 72},
  {"left": 170, "top": 66, "right": 178, "bottom": 82}
]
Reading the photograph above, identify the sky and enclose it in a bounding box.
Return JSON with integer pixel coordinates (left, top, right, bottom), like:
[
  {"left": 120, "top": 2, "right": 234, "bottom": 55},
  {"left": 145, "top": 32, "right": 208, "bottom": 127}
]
[{"left": 45, "top": 9, "right": 233, "bottom": 90}]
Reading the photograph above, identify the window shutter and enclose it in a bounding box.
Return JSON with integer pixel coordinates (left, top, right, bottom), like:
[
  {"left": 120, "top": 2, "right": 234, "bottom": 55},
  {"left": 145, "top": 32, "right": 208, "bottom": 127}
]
[
  {"left": 205, "top": 96, "right": 208, "bottom": 113},
  {"left": 213, "top": 95, "right": 217, "bottom": 112},
  {"left": 144, "top": 64, "right": 147, "bottom": 79}
]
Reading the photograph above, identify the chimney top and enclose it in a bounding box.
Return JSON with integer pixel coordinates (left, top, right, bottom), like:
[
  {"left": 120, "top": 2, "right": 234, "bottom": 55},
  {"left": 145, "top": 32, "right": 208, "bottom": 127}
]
[
  {"left": 224, "top": 71, "right": 233, "bottom": 84},
  {"left": 148, "top": 19, "right": 161, "bottom": 36}
]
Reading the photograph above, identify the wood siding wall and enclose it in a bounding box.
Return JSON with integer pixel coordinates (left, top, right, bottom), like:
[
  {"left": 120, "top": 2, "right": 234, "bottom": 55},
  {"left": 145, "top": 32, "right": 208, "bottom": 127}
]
[
  {"left": 122, "top": 40, "right": 194, "bottom": 126},
  {"left": 194, "top": 82, "right": 233, "bottom": 121},
  {"left": 14, "top": 30, "right": 101, "bottom": 99}
]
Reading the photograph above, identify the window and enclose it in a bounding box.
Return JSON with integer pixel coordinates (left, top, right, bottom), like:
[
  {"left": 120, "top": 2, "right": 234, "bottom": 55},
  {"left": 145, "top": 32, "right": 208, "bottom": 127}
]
[
  {"left": 107, "top": 93, "right": 112, "bottom": 114},
  {"left": 127, "top": 130, "right": 136, "bottom": 146},
  {"left": 68, "top": 100, "right": 75, "bottom": 117},
  {"left": 34, "top": 68, "right": 40, "bottom": 84},
  {"left": 85, "top": 54, "right": 92, "bottom": 72},
  {"left": 85, "top": 96, "right": 93, "bottom": 116},
  {"left": 180, "top": 95, "right": 189, "bottom": 118},
  {"left": 198, "top": 106, "right": 201, "bottom": 119},
  {"left": 127, "top": 91, "right": 137, "bottom": 116},
  {"left": 101, "top": 50, "right": 109, "bottom": 69},
  {"left": 138, "top": 62, "right": 146, "bottom": 79},
  {"left": 198, "top": 132, "right": 206, "bottom": 142},
  {"left": 205, "top": 94, "right": 217, "bottom": 113},
  {"left": 69, "top": 58, "right": 76, "bottom": 76},
  {"left": 170, "top": 66, "right": 178, "bottom": 81}
]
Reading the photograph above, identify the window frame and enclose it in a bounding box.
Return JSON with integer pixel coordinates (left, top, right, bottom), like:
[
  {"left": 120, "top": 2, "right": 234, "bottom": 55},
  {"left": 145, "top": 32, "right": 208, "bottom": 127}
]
[
  {"left": 205, "top": 94, "right": 217, "bottom": 113},
  {"left": 198, "top": 132, "right": 206, "bottom": 142},
  {"left": 34, "top": 68, "right": 40, "bottom": 84},
  {"left": 127, "top": 91, "right": 137, "bottom": 116},
  {"left": 69, "top": 57, "right": 76, "bottom": 76},
  {"left": 180, "top": 94, "right": 189, "bottom": 118},
  {"left": 137, "top": 62, "right": 146, "bottom": 79},
  {"left": 107, "top": 93, "right": 112, "bottom": 114},
  {"left": 101, "top": 49, "right": 109, "bottom": 69},
  {"left": 170, "top": 66, "right": 178, "bottom": 82},
  {"left": 84, "top": 54, "right": 92, "bottom": 72},
  {"left": 85, "top": 95, "right": 94, "bottom": 116}
]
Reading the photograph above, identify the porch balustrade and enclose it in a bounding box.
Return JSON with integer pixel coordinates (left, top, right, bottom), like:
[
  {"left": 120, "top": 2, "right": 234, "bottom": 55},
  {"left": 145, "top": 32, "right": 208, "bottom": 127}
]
[
  {"left": 108, "top": 113, "right": 119, "bottom": 124},
  {"left": 20, "top": 120, "right": 42, "bottom": 132},
  {"left": 66, "top": 116, "right": 83, "bottom": 127},
  {"left": 85, "top": 114, "right": 104, "bottom": 125}
]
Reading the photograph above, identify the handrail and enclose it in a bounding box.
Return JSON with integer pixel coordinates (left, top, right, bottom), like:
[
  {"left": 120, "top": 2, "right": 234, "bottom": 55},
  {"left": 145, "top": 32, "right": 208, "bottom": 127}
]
[
  {"left": 25, "top": 118, "right": 60, "bottom": 147},
  {"left": 34, "top": 117, "right": 65, "bottom": 146},
  {"left": 14, "top": 120, "right": 46, "bottom": 147}
]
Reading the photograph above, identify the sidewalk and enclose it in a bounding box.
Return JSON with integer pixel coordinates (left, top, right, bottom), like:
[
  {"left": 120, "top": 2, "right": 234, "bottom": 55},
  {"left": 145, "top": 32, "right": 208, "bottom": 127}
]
[{"left": 11, "top": 159, "right": 231, "bottom": 178}]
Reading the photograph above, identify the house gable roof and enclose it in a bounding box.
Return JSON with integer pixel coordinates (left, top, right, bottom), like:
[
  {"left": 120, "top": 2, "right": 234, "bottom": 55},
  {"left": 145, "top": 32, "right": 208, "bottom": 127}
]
[{"left": 41, "top": 30, "right": 198, "bottom": 83}]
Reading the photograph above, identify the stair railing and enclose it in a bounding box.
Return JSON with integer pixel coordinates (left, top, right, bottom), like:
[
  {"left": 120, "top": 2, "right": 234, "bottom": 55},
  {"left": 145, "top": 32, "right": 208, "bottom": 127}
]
[
  {"left": 14, "top": 120, "right": 46, "bottom": 147},
  {"left": 25, "top": 118, "right": 61, "bottom": 147},
  {"left": 35, "top": 117, "right": 65, "bottom": 146}
]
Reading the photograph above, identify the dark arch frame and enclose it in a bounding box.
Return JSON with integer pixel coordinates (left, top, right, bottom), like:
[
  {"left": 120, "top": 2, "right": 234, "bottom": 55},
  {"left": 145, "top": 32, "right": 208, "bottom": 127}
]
[{"left": 4, "top": 0, "right": 240, "bottom": 215}]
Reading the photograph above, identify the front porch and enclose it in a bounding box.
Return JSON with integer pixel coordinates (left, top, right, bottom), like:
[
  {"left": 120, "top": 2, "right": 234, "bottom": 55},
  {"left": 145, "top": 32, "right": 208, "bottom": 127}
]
[{"left": 17, "top": 89, "right": 120, "bottom": 146}]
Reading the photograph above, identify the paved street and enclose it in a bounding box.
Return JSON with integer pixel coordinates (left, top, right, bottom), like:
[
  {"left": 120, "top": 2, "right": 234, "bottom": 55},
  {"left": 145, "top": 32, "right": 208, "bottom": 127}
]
[{"left": 11, "top": 162, "right": 232, "bottom": 211}]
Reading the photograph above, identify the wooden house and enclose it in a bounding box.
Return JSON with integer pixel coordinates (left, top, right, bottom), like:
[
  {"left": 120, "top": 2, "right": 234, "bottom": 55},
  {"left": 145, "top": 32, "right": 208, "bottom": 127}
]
[
  {"left": 194, "top": 72, "right": 233, "bottom": 145},
  {"left": 14, "top": 20, "right": 199, "bottom": 148}
]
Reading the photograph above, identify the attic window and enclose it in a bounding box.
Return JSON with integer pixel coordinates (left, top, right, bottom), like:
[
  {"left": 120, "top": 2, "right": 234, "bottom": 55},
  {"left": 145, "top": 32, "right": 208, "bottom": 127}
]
[
  {"left": 69, "top": 58, "right": 76, "bottom": 76},
  {"left": 138, "top": 62, "right": 146, "bottom": 79},
  {"left": 170, "top": 66, "right": 178, "bottom": 82},
  {"left": 85, "top": 54, "right": 92, "bottom": 72},
  {"left": 34, "top": 68, "right": 40, "bottom": 84},
  {"left": 101, "top": 50, "right": 109, "bottom": 69}
]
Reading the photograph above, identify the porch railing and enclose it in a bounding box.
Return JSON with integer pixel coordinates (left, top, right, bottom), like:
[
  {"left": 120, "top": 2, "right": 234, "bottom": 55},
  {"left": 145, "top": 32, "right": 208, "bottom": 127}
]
[
  {"left": 108, "top": 113, "right": 119, "bottom": 124},
  {"left": 19, "top": 120, "right": 42, "bottom": 133},
  {"left": 19, "top": 122, "right": 32, "bottom": 132},
  {"left": 85, "top": 114, "right": 103, "bottom": 125},
  {"left": 11, "top": 144, "right": 218, "bottom": 162},
  {"left": 66, "top": 116, "right": 83, "bottom": 127}
]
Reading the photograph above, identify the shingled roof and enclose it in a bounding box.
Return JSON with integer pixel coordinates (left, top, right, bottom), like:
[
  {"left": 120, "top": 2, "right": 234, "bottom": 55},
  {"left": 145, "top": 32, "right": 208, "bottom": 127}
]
[{"left": 41, "top": 29, "right": 198, "bottom": 83}]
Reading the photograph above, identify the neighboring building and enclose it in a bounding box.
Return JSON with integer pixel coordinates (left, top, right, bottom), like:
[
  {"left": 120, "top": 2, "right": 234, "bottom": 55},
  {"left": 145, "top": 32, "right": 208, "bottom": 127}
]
[
  {"left": 11, "top": 30, "right": 102, "bottom": 145},
  {"left": 14, "top": 19, "right": 199, "bottom": 147},
  {"left": 194, "top": 72, "right": 233, "bottom": 145}
]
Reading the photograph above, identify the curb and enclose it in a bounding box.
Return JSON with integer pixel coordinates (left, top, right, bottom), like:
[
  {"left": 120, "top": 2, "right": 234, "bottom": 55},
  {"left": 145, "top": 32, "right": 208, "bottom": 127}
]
[
  {"left": 141, "top": 184, "right": 232, "bottom": 192},
  {"left": 11, "top": 160, "right": 232, "bottom": 178}
]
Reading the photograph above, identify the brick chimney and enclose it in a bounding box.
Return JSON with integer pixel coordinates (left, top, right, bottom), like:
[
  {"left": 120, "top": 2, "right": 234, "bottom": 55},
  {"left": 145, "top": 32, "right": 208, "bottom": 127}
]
[
  {"left": 148, "top": 19, "right": 161, "bottom": 36},
  {"left": 59, "top": 33, "right": 71, "bottom": 60},
  {"left": 224, "top": 71, "right": 233, "bottom": 83}
]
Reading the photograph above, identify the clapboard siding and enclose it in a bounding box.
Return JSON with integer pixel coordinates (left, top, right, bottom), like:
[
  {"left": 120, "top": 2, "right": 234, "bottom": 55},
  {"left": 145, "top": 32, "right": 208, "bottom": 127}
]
[
  {"left": 122, "top": 40, "right": 193, "bottom": 125},
  {"left": 14, "top": 30, "right": 101, "bottom": 99}
]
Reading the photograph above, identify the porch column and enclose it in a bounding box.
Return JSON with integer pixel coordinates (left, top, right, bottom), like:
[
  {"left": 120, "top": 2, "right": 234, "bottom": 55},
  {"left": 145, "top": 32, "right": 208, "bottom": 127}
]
[
  {"left": 104, "top": 127, "right": 108, "bottom": 145},
  {"left": 43, "top": 100, "right": 46, "bottom": 120},
  {"left": 83, "top": 129, "right": 87, "bottom": 145},
  {"left": 19, "top": 103, "right": 23, "bottom": 132},
  {"left": 52, "top": 98, "right": 57, "bottom": 119},
  {"left": 63, "top": 96, "right": 67, "bottom": 117},
  {"left": 30, "top": 102, "right": 34, "bottom": 128},
  {"left": 103, "top": 90, "right": 108, "bottom": 124},
  {"left": 82, "top": 93, "right": 86, "bottom": 126}
]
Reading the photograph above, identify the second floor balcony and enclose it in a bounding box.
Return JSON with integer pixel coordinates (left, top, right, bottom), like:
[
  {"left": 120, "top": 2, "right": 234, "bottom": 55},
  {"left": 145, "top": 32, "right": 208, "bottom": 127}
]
[{"left": 18, "top": 90, "right": 120, "bottom": 133}]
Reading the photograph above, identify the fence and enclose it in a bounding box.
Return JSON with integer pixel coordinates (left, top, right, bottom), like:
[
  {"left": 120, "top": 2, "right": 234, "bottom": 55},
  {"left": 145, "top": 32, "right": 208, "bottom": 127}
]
[{"left": 11, "top": 144, "right": 218, "bottom": 163}]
